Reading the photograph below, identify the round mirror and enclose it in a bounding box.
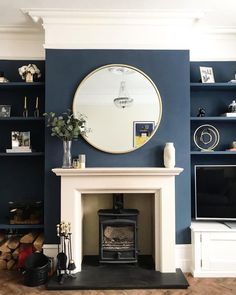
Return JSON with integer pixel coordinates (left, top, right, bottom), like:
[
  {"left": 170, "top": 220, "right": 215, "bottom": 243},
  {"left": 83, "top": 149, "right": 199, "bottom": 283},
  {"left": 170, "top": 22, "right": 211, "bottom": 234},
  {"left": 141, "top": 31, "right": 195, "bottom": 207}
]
[{"left": 73, "top": 64, "right": 162, "bottom": 153}]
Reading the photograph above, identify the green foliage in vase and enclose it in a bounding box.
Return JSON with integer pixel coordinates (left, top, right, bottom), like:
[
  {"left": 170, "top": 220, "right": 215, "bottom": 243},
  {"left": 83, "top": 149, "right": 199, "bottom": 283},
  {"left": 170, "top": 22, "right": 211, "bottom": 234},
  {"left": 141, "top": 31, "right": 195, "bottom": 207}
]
[{"left": 44, "top": 110, "right": 89, "bottom": 141}]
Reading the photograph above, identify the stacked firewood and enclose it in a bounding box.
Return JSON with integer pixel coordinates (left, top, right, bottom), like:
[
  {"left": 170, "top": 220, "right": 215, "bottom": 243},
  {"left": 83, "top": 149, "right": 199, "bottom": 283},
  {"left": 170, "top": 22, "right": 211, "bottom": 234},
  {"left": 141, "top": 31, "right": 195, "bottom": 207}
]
[{"left": 0, "top": 232, "right": 44, "bottom": 270}]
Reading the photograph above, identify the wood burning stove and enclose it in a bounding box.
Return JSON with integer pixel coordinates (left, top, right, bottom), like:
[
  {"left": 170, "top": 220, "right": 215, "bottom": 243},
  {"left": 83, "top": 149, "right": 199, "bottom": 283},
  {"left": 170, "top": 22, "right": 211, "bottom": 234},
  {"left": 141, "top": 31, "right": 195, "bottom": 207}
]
[{"left": 98, "top": 194, "right": 139, "bottom": 263}]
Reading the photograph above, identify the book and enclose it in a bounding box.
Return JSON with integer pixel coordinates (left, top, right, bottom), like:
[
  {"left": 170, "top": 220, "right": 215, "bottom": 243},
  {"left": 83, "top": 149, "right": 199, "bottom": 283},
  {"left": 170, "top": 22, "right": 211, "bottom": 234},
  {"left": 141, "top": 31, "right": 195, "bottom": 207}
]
[
  {"left": 221, "top": 113, "right": 236, "bottom": 117},
  {"left": 6, "top": 148, "right": 32, "bottom": 153}
]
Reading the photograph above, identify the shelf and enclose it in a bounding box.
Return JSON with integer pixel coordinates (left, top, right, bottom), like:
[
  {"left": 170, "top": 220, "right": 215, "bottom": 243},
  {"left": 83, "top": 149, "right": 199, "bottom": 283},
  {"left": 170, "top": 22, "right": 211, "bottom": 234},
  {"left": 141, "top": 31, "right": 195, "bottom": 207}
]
[
  {"left": 0, "top": 223, "right": 44, "bottom": 230},
  {"left": 190, "top": 83, "right": 236, "bottom": 90},
  {"left": 0, "top": 117, "right": 44, "bottom": 121},
  {"left": 190, "top": 117, "right": 236, "bottom": 121},
  {"left": 191, "top": 151, "right": 236, "bottom": 155},
  {"left": 0, "top": 152, "right": 44, "bottom": 157},
  {"left": 0, "top": 82, "right": 45, "bottom": 88}
]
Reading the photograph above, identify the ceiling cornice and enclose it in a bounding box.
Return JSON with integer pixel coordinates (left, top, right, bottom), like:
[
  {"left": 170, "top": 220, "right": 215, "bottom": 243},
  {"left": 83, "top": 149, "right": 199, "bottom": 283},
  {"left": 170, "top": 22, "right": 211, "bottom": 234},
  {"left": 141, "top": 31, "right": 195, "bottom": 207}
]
[{"left": 22, "top": 8, "right": 204, "bottom": 26}]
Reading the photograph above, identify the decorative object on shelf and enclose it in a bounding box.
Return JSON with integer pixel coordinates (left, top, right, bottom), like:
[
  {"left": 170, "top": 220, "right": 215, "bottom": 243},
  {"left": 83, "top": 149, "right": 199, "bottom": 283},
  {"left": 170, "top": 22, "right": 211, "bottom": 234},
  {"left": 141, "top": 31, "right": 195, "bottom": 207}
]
[
  {"left": 200, "top": 66, "right": 215, "bottom": 83},
  {"left": 7, "top": 131, "right": 32, "bottom": 153},
  {"left": 133, "top": 121, "right": 155, "bottom": 148},
  {"left": 44, "top": 110, "right": 89, "bottom": 168},
  {"left": 193, "top": 124, "right": 220, "bottom": 151},
  {"left": 228, "top": 100, "right": 236, "bottom": 113},
  {"left": 56, "top": 221, "right": 76, "bottom": 284},
  {"left": 18, "top": 64, "right": 41, "bottom": 83},
  {"left": 78, "top": 154, "right": 86, "bottom": 168},
  {"left": 72, "top": 158, "right": 80, "bottom": 169},
  {"left": 0, "top": 105, "right": 11, "bottom": 117},
  {"left": 226, "top": 141, "right": 236, "bottom": 151},
  {"left": 23, "top": 96, "right": 28, "bottom": 117},
  {"left": 34, "top": 97, "right": 39, "bottom": 117},
  {"left": 163, "top": 142, "right": 175, "bottom": 168},
  {"left": 0, "top": 71, "right": 9, "bottom": 83},
  {"left": 8, "top": 200, "right": 43, "bottom": 225},
  {"left": 197, "top": 107, "right": 206, "bottom": 117}
]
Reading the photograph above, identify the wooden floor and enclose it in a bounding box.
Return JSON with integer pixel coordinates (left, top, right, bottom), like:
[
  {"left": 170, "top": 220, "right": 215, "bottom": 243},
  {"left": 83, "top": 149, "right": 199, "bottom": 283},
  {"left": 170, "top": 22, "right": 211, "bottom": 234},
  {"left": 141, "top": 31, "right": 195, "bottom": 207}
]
[{"left": 0, "top": 271, "right": 236, "bottom": 295}]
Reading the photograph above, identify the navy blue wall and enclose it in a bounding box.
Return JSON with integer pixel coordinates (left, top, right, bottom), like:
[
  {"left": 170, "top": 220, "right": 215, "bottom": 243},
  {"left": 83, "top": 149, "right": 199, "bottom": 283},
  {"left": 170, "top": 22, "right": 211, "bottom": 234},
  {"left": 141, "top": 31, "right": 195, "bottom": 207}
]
[{"left": 45, "top": 49, "right": 191, "bottom": 244}]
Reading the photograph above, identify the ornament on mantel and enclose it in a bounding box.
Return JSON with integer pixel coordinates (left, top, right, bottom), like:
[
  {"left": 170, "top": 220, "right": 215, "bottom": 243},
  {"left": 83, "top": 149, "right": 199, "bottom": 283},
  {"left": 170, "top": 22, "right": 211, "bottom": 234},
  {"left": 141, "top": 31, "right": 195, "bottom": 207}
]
[{"left": 163, "top": 142, "right": 175, "bottom": 168}]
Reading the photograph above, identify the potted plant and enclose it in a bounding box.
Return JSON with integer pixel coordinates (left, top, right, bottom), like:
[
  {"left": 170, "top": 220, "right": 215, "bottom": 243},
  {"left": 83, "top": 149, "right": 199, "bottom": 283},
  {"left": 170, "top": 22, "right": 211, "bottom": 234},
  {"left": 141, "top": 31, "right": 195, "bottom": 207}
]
[
  {"left": 44, "top": 110, "right": 89, "bottom": 168},
  {"left": 18, "top": 64, "right": 41, "bottom": 82}
]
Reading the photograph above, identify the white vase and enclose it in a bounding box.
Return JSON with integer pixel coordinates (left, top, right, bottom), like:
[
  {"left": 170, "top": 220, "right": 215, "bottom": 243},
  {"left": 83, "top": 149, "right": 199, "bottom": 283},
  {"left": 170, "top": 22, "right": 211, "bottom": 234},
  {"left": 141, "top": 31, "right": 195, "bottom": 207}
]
[{"left": 164, "top": 142, "right": 175, "bottom": 168}]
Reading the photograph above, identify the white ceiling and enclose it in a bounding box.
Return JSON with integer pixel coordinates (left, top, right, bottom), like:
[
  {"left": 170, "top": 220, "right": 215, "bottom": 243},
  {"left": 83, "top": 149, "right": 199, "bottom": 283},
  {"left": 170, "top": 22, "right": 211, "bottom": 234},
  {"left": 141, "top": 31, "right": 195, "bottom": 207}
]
[{"left": 1, "top": 0, "right": 236, "bottom": 29}]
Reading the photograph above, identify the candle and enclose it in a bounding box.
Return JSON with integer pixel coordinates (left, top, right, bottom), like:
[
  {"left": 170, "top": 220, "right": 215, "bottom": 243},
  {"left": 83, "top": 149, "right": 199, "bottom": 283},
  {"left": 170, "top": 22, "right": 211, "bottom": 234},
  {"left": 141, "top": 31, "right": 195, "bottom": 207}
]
[
  {"left": 24, "top": 96, "right": 27, "bottom": 109},
  {"left": 35, "top": 97, "right": 38, "bottom": 109}
]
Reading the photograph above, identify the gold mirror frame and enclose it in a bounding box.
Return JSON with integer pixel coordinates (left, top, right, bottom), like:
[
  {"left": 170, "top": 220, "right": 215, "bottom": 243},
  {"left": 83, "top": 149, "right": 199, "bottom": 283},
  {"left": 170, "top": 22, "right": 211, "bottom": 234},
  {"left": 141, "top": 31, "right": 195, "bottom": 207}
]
[{"left": 73, "top": 64, "right": 162, "bottom": 154}]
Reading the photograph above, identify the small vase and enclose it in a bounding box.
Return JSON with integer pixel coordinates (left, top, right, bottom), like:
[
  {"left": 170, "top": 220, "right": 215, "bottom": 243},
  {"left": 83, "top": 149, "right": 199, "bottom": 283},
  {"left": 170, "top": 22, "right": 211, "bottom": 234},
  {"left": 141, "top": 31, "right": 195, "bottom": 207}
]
[
  {"left": 62, "top": 140, "right": 72, "bottom": 168},
  {"left": 25, "top": 72, "right": 33, "bottom": 83},
  {"left": 164, "top": 142, "right": 175, "bottom": 168}
]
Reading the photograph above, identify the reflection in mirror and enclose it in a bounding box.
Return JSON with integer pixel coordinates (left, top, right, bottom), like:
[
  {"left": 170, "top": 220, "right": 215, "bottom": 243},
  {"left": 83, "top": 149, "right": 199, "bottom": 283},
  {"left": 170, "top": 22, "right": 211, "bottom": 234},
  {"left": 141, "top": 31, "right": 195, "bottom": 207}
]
[{"left": 73, "top": 64, "right": 162, "bottom": 154}]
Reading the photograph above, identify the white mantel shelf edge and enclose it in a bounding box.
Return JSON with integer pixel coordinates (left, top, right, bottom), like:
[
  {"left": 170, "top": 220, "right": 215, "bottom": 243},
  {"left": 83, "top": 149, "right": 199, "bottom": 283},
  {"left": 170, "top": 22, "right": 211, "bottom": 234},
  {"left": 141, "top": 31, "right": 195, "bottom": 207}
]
[{"left": 52, "top": 167, "right": 183, "bottom": 176}]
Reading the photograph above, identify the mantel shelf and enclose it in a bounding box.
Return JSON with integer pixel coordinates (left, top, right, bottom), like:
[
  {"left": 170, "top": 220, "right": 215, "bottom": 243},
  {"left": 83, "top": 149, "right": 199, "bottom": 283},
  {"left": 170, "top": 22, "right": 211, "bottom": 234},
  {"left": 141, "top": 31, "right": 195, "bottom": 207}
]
[{"left": 52, "top": 167, "right": 184, "bottom": 177}]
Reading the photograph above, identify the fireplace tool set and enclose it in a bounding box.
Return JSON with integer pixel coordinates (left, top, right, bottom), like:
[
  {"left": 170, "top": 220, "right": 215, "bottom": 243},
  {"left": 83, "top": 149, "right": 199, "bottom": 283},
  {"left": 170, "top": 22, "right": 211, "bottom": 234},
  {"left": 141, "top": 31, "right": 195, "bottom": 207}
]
[{"left": 56, "top": 222, "right": 76, "bottom": 284}]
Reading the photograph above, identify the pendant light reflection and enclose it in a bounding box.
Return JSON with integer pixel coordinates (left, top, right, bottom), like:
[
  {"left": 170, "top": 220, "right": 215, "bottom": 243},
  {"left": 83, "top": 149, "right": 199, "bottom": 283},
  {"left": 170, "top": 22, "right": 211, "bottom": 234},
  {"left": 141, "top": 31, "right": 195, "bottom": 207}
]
[{"left": 114, "top": 80, "right": 133, "bottom": 109}]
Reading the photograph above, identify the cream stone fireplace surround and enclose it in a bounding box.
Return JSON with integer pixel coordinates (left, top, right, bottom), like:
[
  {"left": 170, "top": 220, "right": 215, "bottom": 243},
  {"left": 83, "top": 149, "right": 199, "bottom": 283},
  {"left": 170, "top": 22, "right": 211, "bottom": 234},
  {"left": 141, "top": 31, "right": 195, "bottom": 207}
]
[{"left": 53, "top": 167, "right": 183, "bottom": 273}]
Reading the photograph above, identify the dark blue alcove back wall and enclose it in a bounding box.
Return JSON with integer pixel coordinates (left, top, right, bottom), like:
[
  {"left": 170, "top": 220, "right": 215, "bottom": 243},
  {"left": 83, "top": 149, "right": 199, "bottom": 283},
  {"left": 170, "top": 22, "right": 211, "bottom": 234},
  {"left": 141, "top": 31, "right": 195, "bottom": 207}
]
[{"left": 45, "top": 49, "right": 191, "bottom": 244}]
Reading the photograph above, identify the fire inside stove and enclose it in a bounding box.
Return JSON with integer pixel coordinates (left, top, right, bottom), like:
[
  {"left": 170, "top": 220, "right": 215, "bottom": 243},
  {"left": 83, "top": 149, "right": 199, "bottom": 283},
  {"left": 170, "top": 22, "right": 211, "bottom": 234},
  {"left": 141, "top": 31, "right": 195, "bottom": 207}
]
[{"left": 103, "top": 225, "right": 134, "bottom": 250}]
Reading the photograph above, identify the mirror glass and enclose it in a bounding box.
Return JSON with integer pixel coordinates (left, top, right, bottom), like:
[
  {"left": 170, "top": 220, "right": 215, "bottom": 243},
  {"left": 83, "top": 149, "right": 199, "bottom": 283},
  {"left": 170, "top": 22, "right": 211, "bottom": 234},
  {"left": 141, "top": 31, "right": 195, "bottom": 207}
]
[{"left": 73, "top": 64, "right": 162, "bottom": 153}]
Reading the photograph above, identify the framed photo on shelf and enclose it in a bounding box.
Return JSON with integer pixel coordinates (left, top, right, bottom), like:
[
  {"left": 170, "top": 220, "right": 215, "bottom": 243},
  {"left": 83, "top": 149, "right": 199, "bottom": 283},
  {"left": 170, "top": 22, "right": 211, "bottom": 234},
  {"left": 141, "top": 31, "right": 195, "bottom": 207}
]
[
  {"left": 133, "top": 121, "right": 154, "bottom": 148},
  {"left": 200, "top": 66, "right": 215, "bottom": 83},
  {"left": 0, "top": 105, "right": 11, "bottom": 117},
  {"left": 11, "top": 131, "right": 30, "bottom": 148}
]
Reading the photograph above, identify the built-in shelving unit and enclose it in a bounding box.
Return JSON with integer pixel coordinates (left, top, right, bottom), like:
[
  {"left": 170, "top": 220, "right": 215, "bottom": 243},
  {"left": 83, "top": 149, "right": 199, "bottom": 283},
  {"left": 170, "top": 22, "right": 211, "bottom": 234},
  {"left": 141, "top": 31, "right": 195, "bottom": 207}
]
[
  {"left": 0, "top": 60, "right": 45, "bottom": 231},
  {"left": 190, "top": 62, "right": 236, "bottom": 278}
]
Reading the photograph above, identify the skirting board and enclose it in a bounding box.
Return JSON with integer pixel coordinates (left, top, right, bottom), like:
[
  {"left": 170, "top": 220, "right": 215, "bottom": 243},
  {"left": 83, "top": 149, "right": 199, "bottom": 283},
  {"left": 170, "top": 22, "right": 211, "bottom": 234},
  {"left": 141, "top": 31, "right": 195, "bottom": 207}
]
[{"left": 43, "top": 244, "right": 192, "bottom": 273}]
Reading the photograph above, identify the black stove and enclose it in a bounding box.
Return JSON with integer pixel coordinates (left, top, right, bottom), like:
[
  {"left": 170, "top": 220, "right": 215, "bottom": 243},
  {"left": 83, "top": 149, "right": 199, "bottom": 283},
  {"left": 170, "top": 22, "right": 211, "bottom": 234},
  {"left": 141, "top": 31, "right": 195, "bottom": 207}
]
[{"left": 98, "top": 194, "right": 139, "bottom": 264}]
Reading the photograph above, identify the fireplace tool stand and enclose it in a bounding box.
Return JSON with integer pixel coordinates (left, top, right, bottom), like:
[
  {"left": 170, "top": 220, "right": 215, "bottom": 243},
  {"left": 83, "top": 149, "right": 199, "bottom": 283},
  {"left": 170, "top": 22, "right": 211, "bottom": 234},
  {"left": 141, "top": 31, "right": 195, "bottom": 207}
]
[{"left": 56, "top": 222, "right": 76, "bottom": 284}]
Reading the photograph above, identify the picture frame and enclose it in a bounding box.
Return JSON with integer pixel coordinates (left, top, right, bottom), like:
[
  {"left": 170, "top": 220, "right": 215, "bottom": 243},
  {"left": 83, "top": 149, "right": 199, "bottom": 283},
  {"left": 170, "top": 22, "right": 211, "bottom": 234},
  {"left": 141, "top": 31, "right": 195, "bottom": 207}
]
[
  {"left": 133, "top": 121, "right": 155, "bottom": 148},
  {"left": 11, "top": 131, "right": 30, "bottom": 148},
  {"left": 0, "top": 105, "right": 11, "bottom": 117},
  {"left": 200, "top": 66, "right": 215, "bottom": 83}
]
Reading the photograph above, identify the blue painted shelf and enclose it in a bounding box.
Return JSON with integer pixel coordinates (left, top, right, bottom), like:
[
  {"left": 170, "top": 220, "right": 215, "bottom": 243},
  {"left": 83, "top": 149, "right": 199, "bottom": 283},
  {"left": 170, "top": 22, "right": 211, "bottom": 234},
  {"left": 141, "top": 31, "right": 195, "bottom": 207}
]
[
  {"left": 190, "top": 83, "right": 236, "bottom": 90},
  {"left": 0, "top": 117, "right": 44, "bottom": 121},
  {"left": 0, "top": 152, "right": 44, "bottom": 157},
  {"left": 0, "top": 223, "right": 44, "bottom": 230},
  {"left": 190, "top": 117, "right": 236, "bottom": 121},
  {"left": 191, "top": 151, "right": 236, "bottom": 155},
  {"left": 0, "top": 82, "right": 45, "bottom": 88}
]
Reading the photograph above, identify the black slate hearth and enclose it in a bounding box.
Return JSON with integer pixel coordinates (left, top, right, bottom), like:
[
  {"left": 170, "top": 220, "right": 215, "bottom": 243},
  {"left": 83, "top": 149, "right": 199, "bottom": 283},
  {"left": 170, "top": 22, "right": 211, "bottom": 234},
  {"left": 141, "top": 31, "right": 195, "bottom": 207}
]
[{"left": 46, "top": 256, "right": 189, "bottom": 290}]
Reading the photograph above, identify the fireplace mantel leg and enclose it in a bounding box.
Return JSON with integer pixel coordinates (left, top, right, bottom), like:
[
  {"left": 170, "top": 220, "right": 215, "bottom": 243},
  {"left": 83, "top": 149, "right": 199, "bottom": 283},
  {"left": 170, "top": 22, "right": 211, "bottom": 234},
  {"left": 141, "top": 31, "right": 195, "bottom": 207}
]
[{"left": 155, "top": 178, "right": 176, "bottom": 272}]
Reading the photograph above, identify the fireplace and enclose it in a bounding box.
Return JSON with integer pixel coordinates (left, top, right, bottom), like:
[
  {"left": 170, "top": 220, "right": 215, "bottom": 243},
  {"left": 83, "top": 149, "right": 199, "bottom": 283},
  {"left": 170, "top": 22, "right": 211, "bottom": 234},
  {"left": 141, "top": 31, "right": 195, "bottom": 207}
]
[
  {"left": 98, "top": 194, "right": 139, "bottom": 263},
  {"left": 52, "top": 167, "right": 183, "bottom": 273}
]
